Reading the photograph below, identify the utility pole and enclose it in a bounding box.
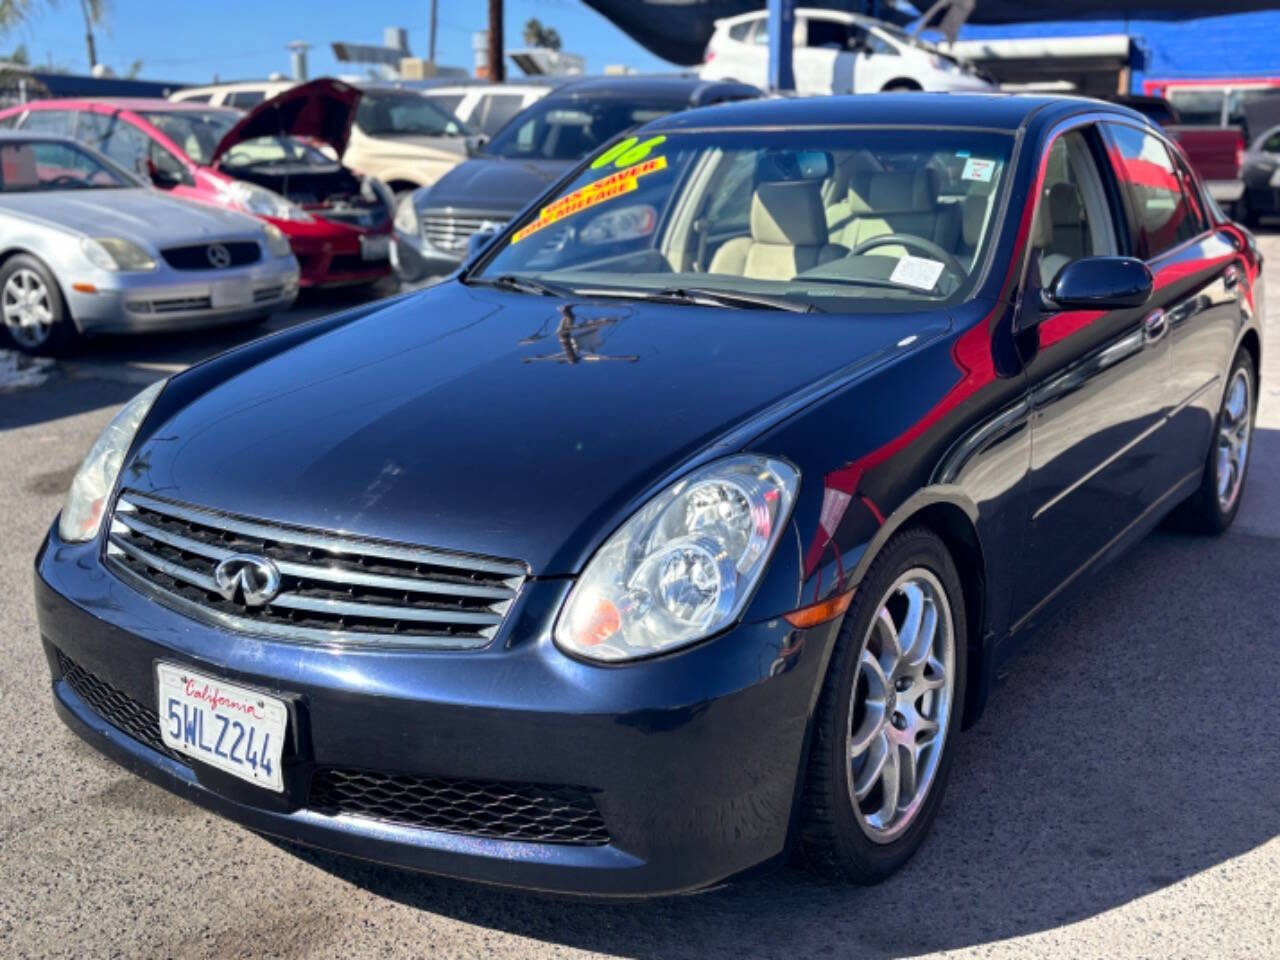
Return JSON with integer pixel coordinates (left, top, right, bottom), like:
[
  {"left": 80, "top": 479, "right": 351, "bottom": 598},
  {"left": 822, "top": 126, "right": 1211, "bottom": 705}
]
[
  {"left": 429, "top": 0, "right": 438, "bottom": 63},
  {"left": 487, "top": 0, "right": 504, "bottom": 83},
  {"left": 79, "top": 0, "right": 98, "bottom": 69}
]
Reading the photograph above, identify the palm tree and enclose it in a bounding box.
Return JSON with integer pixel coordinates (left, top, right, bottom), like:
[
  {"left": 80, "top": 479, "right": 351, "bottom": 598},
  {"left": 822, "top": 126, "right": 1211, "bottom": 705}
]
[{"left": 0, "top": 2, "right": 108, "bottom": 67}]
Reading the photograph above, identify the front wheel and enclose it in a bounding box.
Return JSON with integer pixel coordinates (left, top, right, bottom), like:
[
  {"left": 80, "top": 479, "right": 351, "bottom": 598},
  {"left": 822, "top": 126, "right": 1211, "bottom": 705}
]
[
  {"left": 1, "top": 254, "right": 79, "bottom": 355},
  {"left": 799, "top": 526, "right": 967, "bottom": 883}
]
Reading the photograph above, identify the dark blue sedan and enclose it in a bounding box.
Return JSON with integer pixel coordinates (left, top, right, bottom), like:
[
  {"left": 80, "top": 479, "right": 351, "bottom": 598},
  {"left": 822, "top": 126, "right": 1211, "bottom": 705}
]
[{"left": 36, "top": 94, "right": 1262, "bottom": 897}]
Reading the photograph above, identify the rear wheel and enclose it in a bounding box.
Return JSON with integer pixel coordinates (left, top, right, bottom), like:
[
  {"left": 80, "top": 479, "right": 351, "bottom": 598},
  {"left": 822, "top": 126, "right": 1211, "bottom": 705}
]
[
  {"left": 799, "top": 526, "right": 967, "bottom": 883},
  {"left": 882, "top": 81, "right": 921, "bottom": 92},
  {"left": 1, "top": 254, "right": 79, "bottom": 355}
]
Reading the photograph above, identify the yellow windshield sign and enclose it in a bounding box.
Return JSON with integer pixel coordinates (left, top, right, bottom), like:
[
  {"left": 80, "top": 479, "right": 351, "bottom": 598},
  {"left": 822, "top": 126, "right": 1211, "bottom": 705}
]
[{"left": 512, "top": 155, "right": 668, "bottom": 244}]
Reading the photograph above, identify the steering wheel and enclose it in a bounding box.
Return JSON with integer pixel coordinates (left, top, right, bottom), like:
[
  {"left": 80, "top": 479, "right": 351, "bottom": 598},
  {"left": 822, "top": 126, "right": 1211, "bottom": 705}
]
[
  {"left": 849, "top": 233, "right": 967, "bottom": 282},
  {"left": 48, "top": 174, "right": 89, "bottom": 188}
]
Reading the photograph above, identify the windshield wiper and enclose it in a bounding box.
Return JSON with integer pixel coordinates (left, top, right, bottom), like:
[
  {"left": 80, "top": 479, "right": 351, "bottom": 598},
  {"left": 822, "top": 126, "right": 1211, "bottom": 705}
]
[
  {"left": 656, "top": 286, "right": 816, "bottom": 313},
  {"left": 469, "top": 273, "right": 580, "bottom": 299}
]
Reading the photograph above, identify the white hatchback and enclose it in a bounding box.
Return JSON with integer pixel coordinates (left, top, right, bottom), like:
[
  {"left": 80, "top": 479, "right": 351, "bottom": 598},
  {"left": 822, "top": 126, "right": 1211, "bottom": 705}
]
[{"left": 699, "top": 8, "right": 995, "bottom": 95}]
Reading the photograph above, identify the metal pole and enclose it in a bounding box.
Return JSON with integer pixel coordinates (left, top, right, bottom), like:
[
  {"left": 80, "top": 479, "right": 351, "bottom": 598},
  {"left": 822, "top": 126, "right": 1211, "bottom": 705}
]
[
  {"left": 79, "top": 0, "right": 98, "bottom": 69},
  {"left": 429, "top": 0, "right": 438, "bottom": 63},
  {"left": 767, "top": 0, "right": 795, "bottom": 93},
  {"left": 487, "top": 0, "right": 505, "bottom": 83}
]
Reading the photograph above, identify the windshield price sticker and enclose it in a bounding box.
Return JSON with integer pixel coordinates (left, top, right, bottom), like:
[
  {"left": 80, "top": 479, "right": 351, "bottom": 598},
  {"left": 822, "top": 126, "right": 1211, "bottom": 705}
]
[
  {"left": 961, "top": 157, "right": 995, "bottom": 182},
  {"left": 513, "top": 155, "right": 668, "bottom": 243},
  {"left": 890, "top": 255, "right": 946, "bottom": 291}
]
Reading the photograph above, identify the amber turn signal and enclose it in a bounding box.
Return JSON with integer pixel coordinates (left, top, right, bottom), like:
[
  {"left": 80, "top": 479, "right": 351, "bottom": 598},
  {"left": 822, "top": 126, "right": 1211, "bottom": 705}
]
[{"left": 782, "top": 588, "right": 855, "bottom": 629}]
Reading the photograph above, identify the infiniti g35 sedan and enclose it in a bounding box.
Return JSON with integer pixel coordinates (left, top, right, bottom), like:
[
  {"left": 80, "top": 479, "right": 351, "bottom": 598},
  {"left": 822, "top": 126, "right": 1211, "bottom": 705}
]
[
  {"left": 0, "top": 132, "right": 299, "bottom": 354},
  {"left": 35, "top": 95, "right": 1261, "bottom": 896}
]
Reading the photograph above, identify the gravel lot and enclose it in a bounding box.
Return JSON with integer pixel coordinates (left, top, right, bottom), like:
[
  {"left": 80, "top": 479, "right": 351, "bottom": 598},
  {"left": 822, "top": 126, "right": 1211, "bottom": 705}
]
[{"left": 1, "top": 244, "right": 1277, "bottom": 959}]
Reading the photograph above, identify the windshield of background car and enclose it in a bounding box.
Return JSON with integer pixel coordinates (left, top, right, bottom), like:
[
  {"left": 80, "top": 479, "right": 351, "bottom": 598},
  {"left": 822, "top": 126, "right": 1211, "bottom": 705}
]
[
  {"left": 473, "top": 127, "right": 1014, "bottom": 309},
  {"left": 0, "top": 139, "right": 136, "bottom": 191},
  {"left": 355, "top": 92, "right": 470, "bottom": 137},
  {"left": 485, "top": 97, "right": 681, "bottom": 161},
  {"left": 140, "top": 109, "right": 237, "bottom": 163},
  {"left": 217, "top": 135, "right": 337, "bottom": 169}
]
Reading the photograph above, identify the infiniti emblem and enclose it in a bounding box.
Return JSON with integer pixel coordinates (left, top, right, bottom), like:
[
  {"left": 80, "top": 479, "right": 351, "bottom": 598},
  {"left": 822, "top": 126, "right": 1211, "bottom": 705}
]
[
  {"left": 206, "top": 243, "right": 232, "bottom": 269},
  {"left": 213, "top": 554, "right": 281, "bottom": 608}
]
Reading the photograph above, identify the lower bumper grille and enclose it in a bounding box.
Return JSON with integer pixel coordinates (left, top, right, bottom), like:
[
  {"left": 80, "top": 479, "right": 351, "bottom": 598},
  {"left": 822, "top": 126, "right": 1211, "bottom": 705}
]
[
  {"left": 309, "top": 768, "right": 610, "bottom": 845},
  {"left": 56, "top": 650, "right": 185, "bottom": 764}
]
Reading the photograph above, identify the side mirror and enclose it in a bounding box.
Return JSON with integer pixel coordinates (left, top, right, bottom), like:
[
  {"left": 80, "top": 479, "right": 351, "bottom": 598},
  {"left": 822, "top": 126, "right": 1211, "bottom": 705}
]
[
  {"left": 465, "top": 134, "right": 490, "bottom": 158},
  {"left": 1045, "top": 256, "right": 1153, "bottom": 311},
  {"left": 466, "top": 224, "right": 501, "bottom": 259}
]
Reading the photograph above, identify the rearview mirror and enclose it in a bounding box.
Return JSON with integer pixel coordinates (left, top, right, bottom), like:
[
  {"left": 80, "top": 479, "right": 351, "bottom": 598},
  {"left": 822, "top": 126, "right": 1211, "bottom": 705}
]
[{"left": 1045, "top": 256, "right": 1153, "bottom": 311}]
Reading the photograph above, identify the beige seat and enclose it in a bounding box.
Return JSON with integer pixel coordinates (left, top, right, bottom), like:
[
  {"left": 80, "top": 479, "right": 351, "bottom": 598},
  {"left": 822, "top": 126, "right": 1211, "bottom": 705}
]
[
  {"left": 829, "top": 168, "right": 961, "bottom": 256},
  {"left": 1035, "top": 182, "right": 1090, "bottom": 286},
  {"left": 708, "top": 181, "right": 845, "bottom": 281}
]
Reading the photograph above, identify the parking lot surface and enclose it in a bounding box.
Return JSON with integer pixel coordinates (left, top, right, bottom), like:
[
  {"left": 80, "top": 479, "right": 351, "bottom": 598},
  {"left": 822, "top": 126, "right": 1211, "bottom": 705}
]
[{"left": 1, "top": 241, "right": 1277, "bottom": 959}]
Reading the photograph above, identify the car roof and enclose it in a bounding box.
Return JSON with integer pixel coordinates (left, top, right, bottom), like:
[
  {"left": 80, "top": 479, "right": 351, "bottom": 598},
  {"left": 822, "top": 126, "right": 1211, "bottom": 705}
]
[
  {"left": 644, "top": 92, "right": 1144, "bottom": 133},
  {"left": 545, "top": 73, "right": 759, "bottom": 103},
  {"left": 14, "top": 96, "right": 237, "bottom": 113}
]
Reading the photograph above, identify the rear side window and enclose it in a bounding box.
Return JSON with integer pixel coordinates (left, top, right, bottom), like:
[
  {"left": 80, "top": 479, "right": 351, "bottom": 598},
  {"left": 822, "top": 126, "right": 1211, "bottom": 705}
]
[
  {"left": 1104, "top": 124, "right": 1202, "bottom": 258},
  {"left": 178, "top": 93, "right": 212, "bottom": 104},
  {"left": 227, "top": 91, "right": 266, "bottom": 109},
  {"left": 19, "top": 110, "right": 76, "bottom": 136},
  {"left": 478, "top": 94, "right": 526, "bottom": 136}
]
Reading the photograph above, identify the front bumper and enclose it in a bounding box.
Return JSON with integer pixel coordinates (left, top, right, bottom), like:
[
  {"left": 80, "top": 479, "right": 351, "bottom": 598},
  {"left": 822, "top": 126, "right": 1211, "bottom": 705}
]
[
  {"left": 35, "top": 530, "right": 834, "bottom": 897},
  {"left": 66, "top": 257, "right": 300, "bottom": 334},
  {"left": 287, "top": 222, "right": 394, "bottom": 288}
]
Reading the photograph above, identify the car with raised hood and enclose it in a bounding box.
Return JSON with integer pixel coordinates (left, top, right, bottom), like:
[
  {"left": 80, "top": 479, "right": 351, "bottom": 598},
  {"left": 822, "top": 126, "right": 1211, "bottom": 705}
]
[
  {"left": 0, "top": 132, "right": 298, "bottom": 355},
  {"left": 392, "top": 74, "right": 759, "bottom": 281},
  {"left": 0, "top": 80, "right": 395, "bottom": 289},
  {"left": 699, "top": 8, "right": 995, "bottom": 95},
  {"left": 170, "top": 80, "right": 471, "bottom": 196},
  {"left": 36, "top": 94, "right": 1261, "bottom": 897}
]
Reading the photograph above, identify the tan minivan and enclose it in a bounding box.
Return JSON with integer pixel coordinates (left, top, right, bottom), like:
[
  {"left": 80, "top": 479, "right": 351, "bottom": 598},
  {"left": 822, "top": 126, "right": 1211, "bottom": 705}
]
[{"left": 171, "top": 80, "right": 468, "bottom": 194}]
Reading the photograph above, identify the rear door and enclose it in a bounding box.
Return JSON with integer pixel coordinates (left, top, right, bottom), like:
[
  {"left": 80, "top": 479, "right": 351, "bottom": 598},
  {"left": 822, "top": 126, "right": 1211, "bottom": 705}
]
[{"left": 796, "top": 15, "right": 850, "bottom": 94}]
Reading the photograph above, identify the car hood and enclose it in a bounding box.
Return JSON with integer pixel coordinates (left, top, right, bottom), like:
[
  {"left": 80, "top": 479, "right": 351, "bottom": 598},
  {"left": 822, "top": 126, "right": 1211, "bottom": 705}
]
[
  {"left": 0, "top": 188, "right": 261, "bottom": 243},
  {"left": 419, "top": 156, "right": 572, "bottom": 214},
  {"left": 127, "top": 282, "right": 940, "bottom": 575},
  {"left": 211, "top": 78, "right": 361, "bottom": 165}
]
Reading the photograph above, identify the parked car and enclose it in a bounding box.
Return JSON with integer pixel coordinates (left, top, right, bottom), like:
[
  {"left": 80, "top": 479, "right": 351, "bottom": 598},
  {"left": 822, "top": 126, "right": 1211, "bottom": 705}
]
[
  {"left": 37, "top": 94, "right": 1260, "bottom": 897},
  {"left": 0, "top": 81, "right": 395, "bottom": 288},
  {"left": 393, "top": 74, "right": 759, "bottom": 280},
  {"left": 0, "top": 132, "right": 298, "bottom": 354},
  {"left": 699, "top": 8, "right": 995, "bottom": 94},
  {"left": 171, "top": 79, "right": 470, "bottom": 194},
  {"left": 412, "top": 78, "right": 565, "bottom": 137}
]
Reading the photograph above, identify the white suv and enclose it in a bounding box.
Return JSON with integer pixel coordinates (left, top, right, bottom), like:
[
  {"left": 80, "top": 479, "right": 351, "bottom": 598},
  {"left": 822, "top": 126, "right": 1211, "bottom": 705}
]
[{"left": 700, "top": 9, "right": 995, "bottom": 95}]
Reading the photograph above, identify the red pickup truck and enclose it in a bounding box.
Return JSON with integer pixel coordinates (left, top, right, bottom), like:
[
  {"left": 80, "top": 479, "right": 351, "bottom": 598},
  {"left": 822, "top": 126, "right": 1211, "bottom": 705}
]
[{"left": 1112, "top": 94, "right": 1245, "bottom": 214}]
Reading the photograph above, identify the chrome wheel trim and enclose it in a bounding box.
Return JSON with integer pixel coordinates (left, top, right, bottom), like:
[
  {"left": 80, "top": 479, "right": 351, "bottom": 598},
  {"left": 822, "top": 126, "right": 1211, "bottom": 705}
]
[
  {"left": 846, "top": 567, "right": 955, "bottom": 844},
  {"left": 1216, "top": 368, "right": 1252, "bottom": 513},
  {"left": 2, "top": 268, "right": 54, "bottom": 348}
]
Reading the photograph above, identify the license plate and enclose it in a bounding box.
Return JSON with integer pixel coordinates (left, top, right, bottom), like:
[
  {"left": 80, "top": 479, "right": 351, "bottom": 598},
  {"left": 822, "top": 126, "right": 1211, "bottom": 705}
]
[
  {"left": 361, "top": 234, "right": 391, "bottom": 261},
  {"left": 211, "top": 276, "right": 252, "bottom": 308},
  {"left": 156, "top": 663, "right": 288, "bottom": 792}
]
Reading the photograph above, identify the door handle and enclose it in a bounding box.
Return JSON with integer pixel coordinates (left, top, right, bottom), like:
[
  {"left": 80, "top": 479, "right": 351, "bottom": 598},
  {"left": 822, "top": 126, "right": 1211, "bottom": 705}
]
[
  {"left": 1142, "top": 308, "right": 1168, "bottom": 343},
  {"left": 1224, "top": 265, "right": 1242, "bottom": 291}
]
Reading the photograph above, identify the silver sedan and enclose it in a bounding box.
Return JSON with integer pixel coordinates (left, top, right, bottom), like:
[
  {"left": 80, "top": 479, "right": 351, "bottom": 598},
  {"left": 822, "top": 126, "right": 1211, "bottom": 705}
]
[{"left": 0, "top": 132, "right": 300, "bottom": 354}]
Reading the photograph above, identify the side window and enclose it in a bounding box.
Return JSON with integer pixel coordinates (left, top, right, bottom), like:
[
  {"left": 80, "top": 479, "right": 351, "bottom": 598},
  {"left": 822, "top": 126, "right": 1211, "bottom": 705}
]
[
  {"left": 227, "top": 90, "right": 266, "bottom": 109},
  {"left": 479, "top": 94, "right": 526, "bottom": 136},
  {"left": 1032, "top": 129, "right": 1118, "bottom": 287},
  {"left": 19, "top": 110, "right": 76, "bottom": 136},
  {"left": 426, "top": 93, "right": 465, "bottom": 119},
  {"left": 1172, "top": 153, "right": 1209, "bottom": 234},
  {"left": 179, "top": 93, "right": 212, "bottom": 104},
  {"left": 806, "top": 18, "right": 850, "bottom": 49},
  {"left": 753, "top": 19, "right": 769, "bottom": 46},
  {"left": 859, "top": 29, "right": 897, "bottom": 55},
  {"left": 1104, "top": 124, "right": 1200, "bottom": 259},
  {"left": 727, "top": 21, "right": 752, "bottom": 42},
  {"left": 1262, "top": 129, "right": 1280, "bottom": 154},
  {"left": 102, "top": 121, "right": 153, "bottom": 174}
]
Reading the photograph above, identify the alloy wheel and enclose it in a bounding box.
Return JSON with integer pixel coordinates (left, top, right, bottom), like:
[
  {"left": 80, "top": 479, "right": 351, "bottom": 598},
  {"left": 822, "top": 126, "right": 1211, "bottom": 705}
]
[
  {"left": 846, "top": 568, "right": 955, "bottom": 844},
  {"left": 1216, "top": 368, "right": 1252, "bottom": 513},
  {"left": 2, "top": 269, "right": 54, "bottom": 349}
]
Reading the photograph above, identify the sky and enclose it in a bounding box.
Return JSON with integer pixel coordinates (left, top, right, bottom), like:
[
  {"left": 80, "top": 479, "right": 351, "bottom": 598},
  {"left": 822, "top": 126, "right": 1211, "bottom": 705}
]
[{"left": 4, "top": 0, "right": 679, "bottom": 82}]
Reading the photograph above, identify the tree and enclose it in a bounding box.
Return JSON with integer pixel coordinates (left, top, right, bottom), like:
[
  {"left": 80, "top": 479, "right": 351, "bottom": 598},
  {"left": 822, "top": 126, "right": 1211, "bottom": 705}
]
[
  {"left": 522, "top": 17, "right": 561, "bottom": 51},
  {"left": 6, "top": 42, "right": 27, "bottom": 64},
  {"left": 0, "top": 2, "right": 108, "bottom": 67}
]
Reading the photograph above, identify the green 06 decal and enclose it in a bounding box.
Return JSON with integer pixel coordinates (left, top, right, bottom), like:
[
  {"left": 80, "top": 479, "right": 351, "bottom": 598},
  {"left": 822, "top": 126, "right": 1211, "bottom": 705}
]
[{"left": 591, "top": 135, "right": 667, "bottom": 170}]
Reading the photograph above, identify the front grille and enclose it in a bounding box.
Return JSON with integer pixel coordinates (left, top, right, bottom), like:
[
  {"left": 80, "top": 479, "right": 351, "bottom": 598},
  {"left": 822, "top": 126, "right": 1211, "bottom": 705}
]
[
  {"left": 161, "top": 242, "right": 261, "bottom": 271},
  {"left": 421, "top": 211, "right": 505, "bottom": 253},
  {"left": 56, "top": 650, "right": 186, "bottom": 764},
  {"left": 309, "top": 768, "right": 610, "bottom": 845},
  {"left": 127, "top": 295, "right": 214, "bottom": 315},
  {"left": 105, "top": 491, "right": 527, "bottom": 649},
  {"left": 253, "top": 284, "right": 286, "bottom": 303}
]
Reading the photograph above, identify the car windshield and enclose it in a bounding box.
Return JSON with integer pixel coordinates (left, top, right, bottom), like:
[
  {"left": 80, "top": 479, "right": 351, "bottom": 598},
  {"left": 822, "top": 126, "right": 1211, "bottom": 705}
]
[
  {"left": 471, "top": 127, "right": 1014, "bottom": 310},
  {"left": 140, "top": 109, "right": 238, "bottom": 164},
  {"left": 485, "top": 97, "right": 681, "bottom": 161},
  {"left": 0, "top": 139, "right": 135, "bottom": 192},
  {"left": 355, "top": 91, "right": 471, "bottom": 137}
]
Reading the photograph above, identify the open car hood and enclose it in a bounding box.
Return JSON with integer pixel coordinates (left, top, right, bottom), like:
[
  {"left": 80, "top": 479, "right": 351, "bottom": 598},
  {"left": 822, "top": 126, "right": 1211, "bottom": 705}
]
[{"left": 210, "top": 78, "right": 361, "bottom": 166}]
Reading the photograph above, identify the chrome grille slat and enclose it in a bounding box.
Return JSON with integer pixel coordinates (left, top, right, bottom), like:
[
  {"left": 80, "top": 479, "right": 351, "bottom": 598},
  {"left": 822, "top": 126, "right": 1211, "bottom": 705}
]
[
  {"left": 421, "top": 211, "right": 505, "bottom": 253},
  {"left": 105, "top": 491, "right": 527, "bottom": 650}
]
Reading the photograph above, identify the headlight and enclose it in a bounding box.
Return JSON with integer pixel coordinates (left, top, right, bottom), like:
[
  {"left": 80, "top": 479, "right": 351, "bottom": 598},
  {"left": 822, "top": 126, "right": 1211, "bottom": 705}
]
[
  {"left": 394, "top": 193, "right": 420, "bottom": 234},
  {"left": 80, "top": 237, "right": 156, "bottom": 271},
  {"left": 220, "top": 181, "right": 313, "bottom": 223},
  {"left": 262, "top": 222, "right": 293, "bottom": 258},
  {"left": 58, "top": 379, "right": 166, "bottom": 543},
  {"left": 555, "top": 455, "right": 799, "bottom": 662}
]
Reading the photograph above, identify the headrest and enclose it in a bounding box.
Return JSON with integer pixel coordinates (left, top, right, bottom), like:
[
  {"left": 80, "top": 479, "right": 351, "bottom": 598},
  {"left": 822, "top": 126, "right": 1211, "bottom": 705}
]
[
  {"left": 1048, "top": 181, "right": 1083, "bottom": 226},
  {"left": 868, "top": 169, "right": 938, "bottom": 212},
  {"left": 750, "top": 181, "right": 829, "bottom": 247},
  {"left": 962, "top": 193, "right": 989, "bottom": 247},
  {"left": 1, "top": 145, "right": 38, "bottom": 189}
]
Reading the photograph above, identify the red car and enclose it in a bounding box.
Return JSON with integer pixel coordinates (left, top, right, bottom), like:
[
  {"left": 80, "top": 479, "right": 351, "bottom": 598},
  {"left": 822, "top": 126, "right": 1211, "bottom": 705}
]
[{"left": 0, "top": 79, "right": 394, "bottom": 288}]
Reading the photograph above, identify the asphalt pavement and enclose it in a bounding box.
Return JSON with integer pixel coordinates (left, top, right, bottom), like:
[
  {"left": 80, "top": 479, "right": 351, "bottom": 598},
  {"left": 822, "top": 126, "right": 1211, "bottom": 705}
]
[{"left": 0, "top": 249, "right": 1277, "bottom": 959}]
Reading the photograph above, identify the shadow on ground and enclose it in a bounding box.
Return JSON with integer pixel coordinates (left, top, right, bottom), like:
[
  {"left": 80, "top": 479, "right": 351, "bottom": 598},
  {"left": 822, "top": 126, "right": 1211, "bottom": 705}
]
[{"left": 271, "top": 529, "right": 1279, "bottom": 959}]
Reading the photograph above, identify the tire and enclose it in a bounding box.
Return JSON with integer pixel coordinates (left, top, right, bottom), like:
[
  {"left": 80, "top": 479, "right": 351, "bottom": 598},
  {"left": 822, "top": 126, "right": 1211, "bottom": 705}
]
[
  {"left": 0, "top": 254, "right": 79, "bottom": 355},
  {"left": 1234, "top": 193, "right": 1259, "bottom": 229},
  {"left": 882, "top": 82, "right": 921, "bottom": 93},
  {"left": 798, "top": 526, "right": 967, "bottom": 883},
  {"left": 1171, "top": 349, "right": 1256, "bottom": 535}
]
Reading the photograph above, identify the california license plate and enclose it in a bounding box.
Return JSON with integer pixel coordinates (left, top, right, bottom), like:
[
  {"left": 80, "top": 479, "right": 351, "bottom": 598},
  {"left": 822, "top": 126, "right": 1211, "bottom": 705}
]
[
  {"left": 361, "top": 234, "right": 391, "bottom": 261},
  {"left": 156, "top": 663, "right": 287, "bottom": 792},
  {"left": 211, "top": 276, "right": 252, "bottom": 308}
]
